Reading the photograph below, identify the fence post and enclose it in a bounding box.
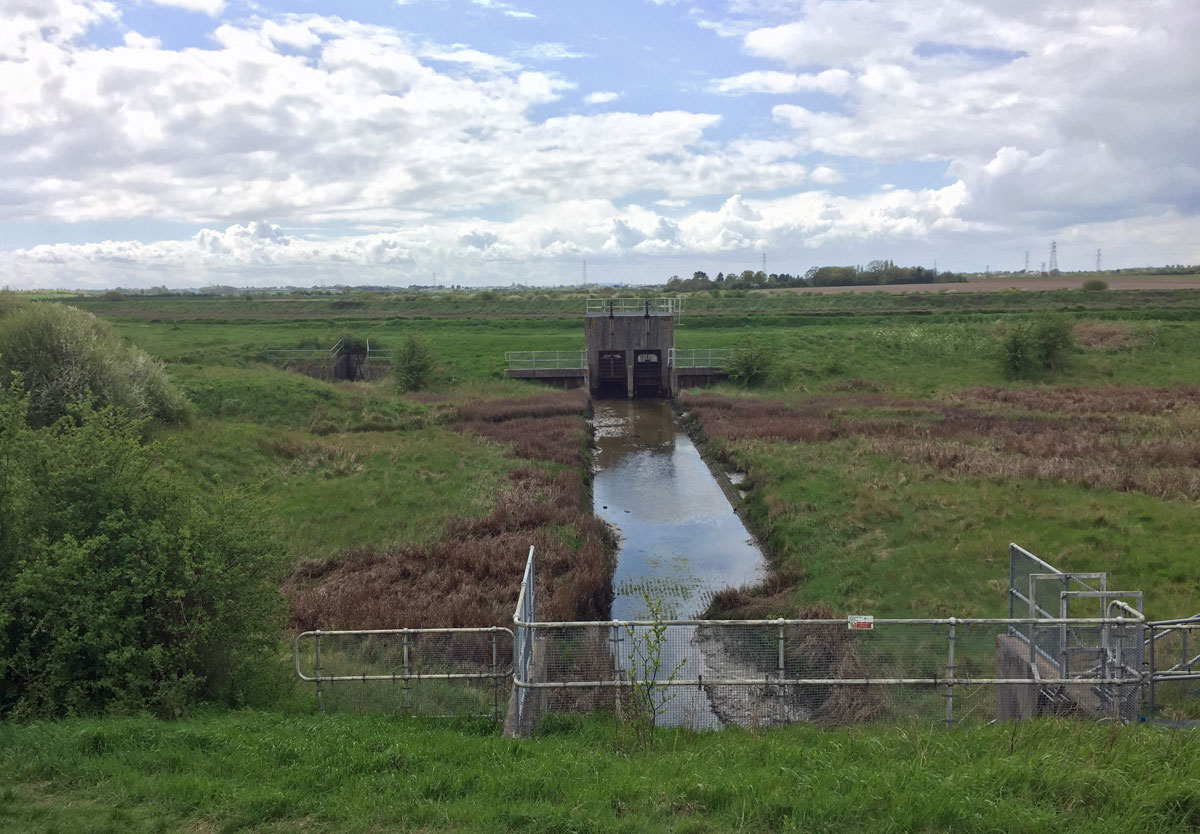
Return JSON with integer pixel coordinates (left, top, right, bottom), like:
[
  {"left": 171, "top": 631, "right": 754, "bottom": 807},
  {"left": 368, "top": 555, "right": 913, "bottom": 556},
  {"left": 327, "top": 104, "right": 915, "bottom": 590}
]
[
  {"left": 315, "top": 630, "right": 324, "bottom": 714},
  {"left": 777, "top": 620, "right": 786, "bottom": 725},
  {"left": 492, "top": 630, "right": 500, "bottom": 723},
  {"left": 945, "top": 618, "right": 956, "bottom": 729},
  {"left": 402, "top": 631, "right": 411, "bottom": 714},
  {"left": 1114, "top": 617, "right": 1125, "bottom": 721},
  {"left": 1148, "top": 623, "right": 1156, "bottom": 715},
  {"left": 612, "top": 624, "right": 623, "bottom": 721}
]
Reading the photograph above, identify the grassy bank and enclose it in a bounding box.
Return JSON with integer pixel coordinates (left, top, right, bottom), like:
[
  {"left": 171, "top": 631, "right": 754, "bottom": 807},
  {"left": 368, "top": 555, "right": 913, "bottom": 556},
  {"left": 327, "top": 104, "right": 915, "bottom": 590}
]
[
  {"left": 680, "top": 317, "right": 1200, "bottom": 623},
  {"left": 1, "top": 713, "right": 1197, "bottom": 833}
]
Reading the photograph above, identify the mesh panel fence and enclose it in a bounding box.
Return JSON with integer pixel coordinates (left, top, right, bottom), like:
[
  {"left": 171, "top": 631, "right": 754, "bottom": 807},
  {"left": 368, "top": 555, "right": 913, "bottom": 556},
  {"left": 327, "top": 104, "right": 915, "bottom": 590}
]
[
  {"left": 1148, "top": 620, "right": 1200, "bottom": 720},
  {"left": 511, "top": 618, "right": 1144, "bottom": 733},
  {"left": 295, "top": 628, "right": 511, "bottom": 719}
]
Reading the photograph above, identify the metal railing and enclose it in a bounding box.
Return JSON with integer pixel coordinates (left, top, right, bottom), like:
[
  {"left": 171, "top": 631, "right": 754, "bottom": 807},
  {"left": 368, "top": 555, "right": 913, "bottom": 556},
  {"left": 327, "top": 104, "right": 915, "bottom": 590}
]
[
  {"left": 585, "top": 298, "right": 683, "bottom": 316},
  {"left": 505, "top": 351, "right": 586, "bottom": 370},
  {"left": 669, "top": 348, "right": 734, "bottom": 368},
  {"left": 506, "top": 545, "right": 1146, "bottom": 734},
  {"left": 265, "top": 338, "right": 392, "bottom": 361},
  {"left": 1147, "top": 615, "right": 1200, "bottom": 717},
  {"left": 295, "top": 627, "right": 512, "bottom": 720}
]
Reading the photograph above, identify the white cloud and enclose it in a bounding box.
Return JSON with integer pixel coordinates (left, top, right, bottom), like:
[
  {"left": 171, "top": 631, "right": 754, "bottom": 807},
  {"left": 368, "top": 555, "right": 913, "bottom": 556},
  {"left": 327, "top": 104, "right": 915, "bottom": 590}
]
[
  {"left": 710, "top": 68, "right": 851, "bottom": 96},
  {"left": 145, "top": 0, "right": 224, "bottom": 15},
  {"left": 517, "top": 42, "right": 586, "bottom": 61},
  {"left": 584, "top": 91, "right": 620, "bottom": 105}
]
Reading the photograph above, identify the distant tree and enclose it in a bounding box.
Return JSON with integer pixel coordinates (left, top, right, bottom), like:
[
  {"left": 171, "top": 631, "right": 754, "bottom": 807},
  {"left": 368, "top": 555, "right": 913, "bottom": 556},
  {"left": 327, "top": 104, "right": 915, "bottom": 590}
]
[
  {"left": 394, "top": 334, "right": 436, "bottom": 392},
  {"left": 692, "top": 271, "right": 709, "bottom": 282}
]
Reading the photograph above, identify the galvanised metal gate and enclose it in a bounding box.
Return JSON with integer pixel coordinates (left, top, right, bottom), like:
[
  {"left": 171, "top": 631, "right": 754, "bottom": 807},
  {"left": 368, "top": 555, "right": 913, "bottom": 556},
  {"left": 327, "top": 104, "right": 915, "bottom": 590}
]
[{"left": 294, "top": 626, "right": 512, "bottom": 719}]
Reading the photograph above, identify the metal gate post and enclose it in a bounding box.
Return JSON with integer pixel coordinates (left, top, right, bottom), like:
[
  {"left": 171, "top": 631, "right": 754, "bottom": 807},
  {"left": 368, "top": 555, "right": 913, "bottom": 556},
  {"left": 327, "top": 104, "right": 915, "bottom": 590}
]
[
  {"left": 402, "top": 631, "right": 411, "bottom": 713},
  {"left": 1148, "top": 624, "right": 1157, "bottom": 715},
  {"left": 491, "top": 631, "right": 499, "bottom": 723},
  {"left": 315, "top": 630, "right": 324, "bottom": 713},
  {"left": 946, "top": 619, "right": 956, "bottom": 729},
  {"left": 777, "top": 620, "right": 786, "bottom": 725},
  {"left": 611, "top": 625, "right": 623, "bottom": 720}
]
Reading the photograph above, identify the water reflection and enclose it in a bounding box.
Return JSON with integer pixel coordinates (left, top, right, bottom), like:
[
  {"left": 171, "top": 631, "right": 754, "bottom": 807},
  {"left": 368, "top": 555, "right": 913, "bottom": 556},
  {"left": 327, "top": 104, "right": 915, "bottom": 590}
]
[{"left": 593, "top": 399, "right": 766, "bottom": 621}]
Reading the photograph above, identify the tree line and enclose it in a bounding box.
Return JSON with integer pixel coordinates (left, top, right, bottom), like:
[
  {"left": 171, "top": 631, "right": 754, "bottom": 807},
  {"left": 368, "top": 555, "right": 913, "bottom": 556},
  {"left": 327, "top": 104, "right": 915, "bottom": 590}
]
[{"left": 664, "top": 260, "right": 965, "bottom": 292}]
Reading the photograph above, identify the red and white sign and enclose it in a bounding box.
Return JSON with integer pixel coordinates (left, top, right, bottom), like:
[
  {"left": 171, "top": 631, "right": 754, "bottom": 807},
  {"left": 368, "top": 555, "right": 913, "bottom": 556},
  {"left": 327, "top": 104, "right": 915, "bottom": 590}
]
[{"left": 847, "top": 615, "right": 874, "bottom": 630}]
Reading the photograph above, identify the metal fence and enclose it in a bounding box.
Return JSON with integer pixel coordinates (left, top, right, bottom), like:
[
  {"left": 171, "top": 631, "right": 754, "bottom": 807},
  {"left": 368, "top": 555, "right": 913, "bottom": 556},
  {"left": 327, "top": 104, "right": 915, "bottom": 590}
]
[
  {"left": 585, "top": 298, "right": 683, "bottom": 316},
  {"left": 1147, "top": 615, "right": 1200, "bottom": 719},
  {"left": 505, "top": 351, "right": 586, "bottom": 370},
  {"left": 1006, "top": 543, "right": 1144, "bottom": 722},
  {"left": 668, "top": 348, "right": 734, "bottom": 368},
  {"left": 508, "top": 547, "right": 1146, "bottom": 735},
  {"left": 295, "top": 627, "right": 512, "bottom": 720}
]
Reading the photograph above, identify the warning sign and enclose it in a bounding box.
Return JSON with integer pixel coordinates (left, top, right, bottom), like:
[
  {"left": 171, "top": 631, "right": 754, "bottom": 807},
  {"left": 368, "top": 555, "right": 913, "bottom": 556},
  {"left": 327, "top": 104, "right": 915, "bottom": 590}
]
[{"left": 847, "top": 615, "right": 874, "bottom": 630}]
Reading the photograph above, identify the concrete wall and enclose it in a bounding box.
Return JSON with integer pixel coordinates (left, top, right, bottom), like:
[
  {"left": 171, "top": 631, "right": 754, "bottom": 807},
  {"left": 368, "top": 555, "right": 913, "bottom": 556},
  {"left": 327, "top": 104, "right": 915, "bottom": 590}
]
[{"left": 585, "top": 314, "right": 674, "bottom": 397}]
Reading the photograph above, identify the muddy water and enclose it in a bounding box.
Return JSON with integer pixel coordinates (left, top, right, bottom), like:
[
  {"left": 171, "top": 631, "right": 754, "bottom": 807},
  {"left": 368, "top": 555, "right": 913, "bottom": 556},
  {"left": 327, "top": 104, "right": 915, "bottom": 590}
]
[{"left": 593, "top": 399, "right": 765, "bottom": 621}]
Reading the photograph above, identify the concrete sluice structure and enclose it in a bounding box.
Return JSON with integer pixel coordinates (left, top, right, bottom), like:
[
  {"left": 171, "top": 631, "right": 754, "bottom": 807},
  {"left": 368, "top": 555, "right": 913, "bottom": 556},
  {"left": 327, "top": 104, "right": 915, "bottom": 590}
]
[{"left": 504, "top": 297, "right": 729, "bottom": 396}]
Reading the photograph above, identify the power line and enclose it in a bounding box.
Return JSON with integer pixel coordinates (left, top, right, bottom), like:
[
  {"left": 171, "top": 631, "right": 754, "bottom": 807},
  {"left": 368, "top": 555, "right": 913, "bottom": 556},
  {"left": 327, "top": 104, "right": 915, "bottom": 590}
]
[{"left": 1048, "top": 241, "right": 1059, "bottom": 273}]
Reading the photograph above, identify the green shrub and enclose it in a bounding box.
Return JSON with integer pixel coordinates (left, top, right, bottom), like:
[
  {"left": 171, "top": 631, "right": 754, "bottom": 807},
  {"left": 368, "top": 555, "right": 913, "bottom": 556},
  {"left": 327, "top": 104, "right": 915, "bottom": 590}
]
[
  {"left": 1030, "top": 313, "right": 1074, "bottom": 369},
  {"left": 724, "top": 340, "right": 776, "bottom": 387},
  {"left": 394, "top": 334, "right": 436, "bottom": 392},
  {"left": 0, "top": 386, "right": 287, "bottom": 718},
  {"left": 1000, "top": 327, "right": 1036, "bottom": 380},
  {"left": 0, "top": 298, "right": 189, "bottom": 427},
  {"left": 999, "top": 314, "right": 1075, "bottom": 379},
  {"left": 1081, "top": 278, "right": 1108, "bottom": 291}
]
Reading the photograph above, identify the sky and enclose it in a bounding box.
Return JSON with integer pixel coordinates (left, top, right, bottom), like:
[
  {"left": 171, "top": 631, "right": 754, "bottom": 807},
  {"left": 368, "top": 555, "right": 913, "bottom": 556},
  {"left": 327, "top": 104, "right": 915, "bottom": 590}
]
[{"left": 2, "top": 0, "right": 1199, "bottom": 289}]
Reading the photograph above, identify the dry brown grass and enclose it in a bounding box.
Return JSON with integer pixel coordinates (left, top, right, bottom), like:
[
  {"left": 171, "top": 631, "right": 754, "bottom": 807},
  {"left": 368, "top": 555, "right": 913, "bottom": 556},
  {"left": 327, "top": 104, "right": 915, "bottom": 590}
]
[
  {"left": 455, "top": 389, "right": 589, "bottom": 422},
  {"left": 958, "top": 384, "right": 1200, "bottom": 415},
  {"left": 1072, "top": 321, "right": 1142, "bottom": 350}
]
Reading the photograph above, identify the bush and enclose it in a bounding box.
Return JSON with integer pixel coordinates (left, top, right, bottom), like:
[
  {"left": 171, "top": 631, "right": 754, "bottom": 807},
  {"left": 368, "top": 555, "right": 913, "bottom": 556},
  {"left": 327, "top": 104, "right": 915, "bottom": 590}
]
[
  {"left": 0, "top": 297, "right": 189, "bottom": 427},
  {"left": 394, "top": 334, "right": 436, "bottom": 392},
  {"left": 0, "top": 387, "right": 287, "bottom": 718},
  {"left": 724, "top": 340, "right": 776, "bottom": 388},
  {"left": 1030, "top": 313, "right": 1074, "bottom": 369},
  {"left": 999, "top": 314, "right": 1075, "bottom": 380},
  {"left": 1081, "top": 278, "right": 1109, "bottom": 291}
]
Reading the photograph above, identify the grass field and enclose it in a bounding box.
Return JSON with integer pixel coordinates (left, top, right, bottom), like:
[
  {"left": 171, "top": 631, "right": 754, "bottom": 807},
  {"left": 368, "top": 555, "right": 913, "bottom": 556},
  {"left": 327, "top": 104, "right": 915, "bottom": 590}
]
[{"left": 1, "top": 713, "right": 1197, "bottom": 834}]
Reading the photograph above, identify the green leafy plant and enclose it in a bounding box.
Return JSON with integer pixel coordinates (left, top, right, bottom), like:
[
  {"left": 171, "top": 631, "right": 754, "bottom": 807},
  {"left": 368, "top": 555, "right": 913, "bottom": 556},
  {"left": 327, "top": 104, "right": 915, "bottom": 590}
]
[
  {"left": 0, "top": 296, "right": 189, "bottom": 427},
  {"left": 621, "top": 592, "right": 686, "bottom": 749},
  {"left": 394, "top": 334, "right": 436, "bottom": 393},
  {"left": 724, "top": 339, "right": 776, "bottom": 388},
  {"left": 0, "top": 384, "right": 287, "bottom": 718},
  {"left": 999, "top": 314, "right": 1074, "bottom": 380},
  {"left": 1081, "top": 278, "right": 1109, "bottom": 291}
]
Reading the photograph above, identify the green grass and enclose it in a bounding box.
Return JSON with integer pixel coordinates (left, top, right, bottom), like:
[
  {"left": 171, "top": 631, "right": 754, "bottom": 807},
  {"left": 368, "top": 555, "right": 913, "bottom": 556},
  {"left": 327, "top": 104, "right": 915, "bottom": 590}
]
[
  {"left": 734, "top": 439, "right": 1200, "bottom": 619},
  {"left": 0, "top": 713, "right": 1197, "bottom": 833}
]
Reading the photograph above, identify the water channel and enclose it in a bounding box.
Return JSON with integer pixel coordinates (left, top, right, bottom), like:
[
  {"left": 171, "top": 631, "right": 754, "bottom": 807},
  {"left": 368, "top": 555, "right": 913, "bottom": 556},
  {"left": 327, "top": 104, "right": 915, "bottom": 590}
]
[{"left": 593, "top": 398, "right": 766, "bottom": 622}]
